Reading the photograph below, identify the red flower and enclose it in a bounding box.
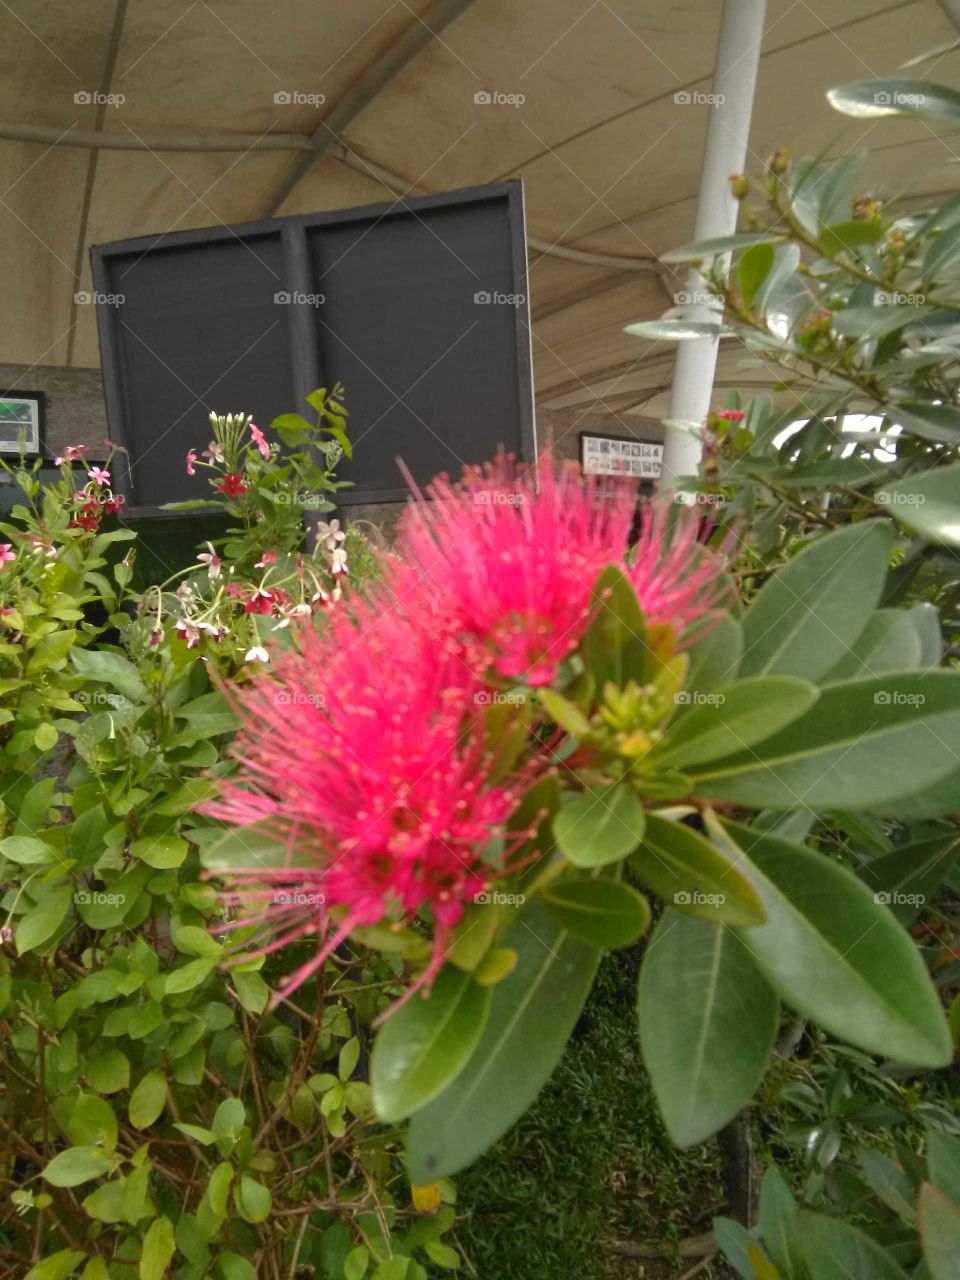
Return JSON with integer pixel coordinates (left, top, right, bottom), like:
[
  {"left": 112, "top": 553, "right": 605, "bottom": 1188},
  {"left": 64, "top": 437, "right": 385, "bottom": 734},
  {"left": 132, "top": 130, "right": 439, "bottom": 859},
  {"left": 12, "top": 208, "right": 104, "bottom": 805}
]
[
  {"left": 217, "top": 472, "right": 248, "bottom": 498},
  {"left": 716, "top": 409, "right": 745, "bottom": 422},
  {"left": 207, "top": 601, "right": 539, "bottom": 1008}
]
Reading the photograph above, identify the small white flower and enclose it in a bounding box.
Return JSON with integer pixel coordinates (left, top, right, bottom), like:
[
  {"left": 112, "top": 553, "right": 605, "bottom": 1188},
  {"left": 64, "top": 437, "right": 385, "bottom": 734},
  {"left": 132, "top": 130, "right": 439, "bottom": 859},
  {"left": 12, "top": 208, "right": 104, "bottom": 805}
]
[
  {"left": 330, "top": 547, "right": 348, "bottom": 576},
  {"left": 245, "top": 645, "right": 270, "bottom": 663},
  {"left": 197, "top": 542, "right": 222, "bottom": 580},
  {"left": 316, "top": 518, "right": 346, "bottom": 553}
]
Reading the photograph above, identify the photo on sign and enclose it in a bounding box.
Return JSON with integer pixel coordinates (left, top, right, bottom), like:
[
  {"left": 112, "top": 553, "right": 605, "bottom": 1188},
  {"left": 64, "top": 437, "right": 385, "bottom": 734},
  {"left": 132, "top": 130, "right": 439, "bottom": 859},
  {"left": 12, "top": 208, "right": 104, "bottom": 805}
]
[
  {"left": 579, "top": 431, "right": 662, "bottom": 480},
  {"left": 0, "top": 391, "right": 43, "bottom": 456}
]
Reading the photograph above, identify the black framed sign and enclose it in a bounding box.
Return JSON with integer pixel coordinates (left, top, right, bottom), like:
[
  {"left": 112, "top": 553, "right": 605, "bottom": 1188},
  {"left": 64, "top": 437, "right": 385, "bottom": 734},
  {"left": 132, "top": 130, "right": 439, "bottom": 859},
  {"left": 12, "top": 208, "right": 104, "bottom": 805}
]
[
  {"left": 91, "top": 181, "right": 534, "bottom": 516},
  {"left": 579, "top": 431, "right": 663, "bottom": 480},
  {"left": 0, "top": 389, "right": 44, "bottom": 457}
]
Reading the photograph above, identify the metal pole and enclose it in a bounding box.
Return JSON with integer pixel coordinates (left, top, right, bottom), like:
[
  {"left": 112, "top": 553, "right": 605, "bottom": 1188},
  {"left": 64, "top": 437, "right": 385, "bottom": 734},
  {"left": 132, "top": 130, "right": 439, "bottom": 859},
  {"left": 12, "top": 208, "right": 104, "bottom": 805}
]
[{"left": 660, "top": 0, "right": 768, "bottom": 488}]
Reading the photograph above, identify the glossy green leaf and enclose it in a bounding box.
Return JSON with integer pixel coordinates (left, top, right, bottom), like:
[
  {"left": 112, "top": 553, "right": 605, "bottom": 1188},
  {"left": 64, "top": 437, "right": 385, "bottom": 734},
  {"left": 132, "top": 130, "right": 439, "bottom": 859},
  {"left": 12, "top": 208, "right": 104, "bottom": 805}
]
[
  {"left": 661, "top": 232, "right": 784, "bottom": 263},
  {"left": 43, "top": 1146, "right": 115, "bottom": 1187},
  {"left": 819, "top": 219, "right": 885, "bottom": 257},
  {"left": 553, "top": 782, "right": 646, "bottom": 868},
  {"left": 693, "top": 672, "right": 960, "bottom": 816},
  {"left": 877, "top": 465, "right": 960, "bottom": 547},
  {"left": 581, "top": 565, "right": 649, "bottom": 689},
  {"left": 740, "top": 521, "right": 891, "bottom": 680},
  {"left": 233, "top": 1175, "right": 271, "bottom": 1224},
  {"left": 822, "top": 609, "right": 923, "bottom": 680},
  {"left": 738, "top": 242, "right": 775, "bottom": 309},
  {"left": 631, "top": 812, "right": 765, "bottom": 927},
  {"left": 715, "top": 819, "right": 952, "bottom": 1067},
  {"left": 888, "top": 402, "right": 960, "bottom": 444},
  {"left": 758, "top": 1165, "right": 801, "bottom": 1279},
  {"left": 638, "top": 910, "right": 778, "bottom": 1146},
  {"left": 797, "top": 1210, "right": 909, "bottom": 1279},
  {"left": 70, "top": 648, "right": 145, "bottom": 701},
  {"left": 828, "top": 78, "right": 960, "bottom": 127},
  {"left": 140, "top": 1216, "right": 175, "bottom": 1280},
  {"left": 17, "top": 886, "right": 72, "bottom": 954},
  {"left": 857, "top": 833, "right": 960, "bottom": 924},
  {"left": 919, "top": 1182, "right": 960, "bottom": 1280},
  {"left": 200, "top": 819, "right": 292, "bottom": 872},
  {"left": 128, "top": 1069, "right": 167, "bottom": 1129},
  {"left": 683, "top": 612, "right": 743, "bottom": 695},
  {"left": 24, "top": 1251, "right": 86, "bottom": 1280},
  {"left": 543, "top": 875, "right": 650, "bottom": 947},
  {"left": 655, "top": 676, "right": 819, "bottom": 771},
  {"left": 372, "top": 967, "right": 491, "bottom": 1123},
  {"left": 407, "top": 898, "right": 600, "bottom": 1181}
]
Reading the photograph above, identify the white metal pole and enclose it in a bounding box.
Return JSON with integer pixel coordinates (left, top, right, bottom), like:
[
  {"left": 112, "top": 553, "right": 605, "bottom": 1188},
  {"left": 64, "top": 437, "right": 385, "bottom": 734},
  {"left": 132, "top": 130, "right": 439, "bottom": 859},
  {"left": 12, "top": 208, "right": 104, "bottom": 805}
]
[{"left": 660, "top": 0, "right": 769, "bottom": 488}]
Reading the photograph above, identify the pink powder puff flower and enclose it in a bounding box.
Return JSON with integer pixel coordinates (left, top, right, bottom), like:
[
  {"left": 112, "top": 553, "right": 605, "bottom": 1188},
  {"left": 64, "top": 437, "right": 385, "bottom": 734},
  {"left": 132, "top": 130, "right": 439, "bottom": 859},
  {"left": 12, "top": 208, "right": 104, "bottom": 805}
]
[
  {"left": 186, "top": 449, "right": 197, "bottom": 476},
  {"left": 0, "top": 544, "right": 15, "bottom": 568},
  {"left": 87, "top": 466, "right": 111, "bottom": 486},
  {"left": 391, "top": 452, "right": 722, "bottom": 688},
  {"left": 206, "top": 601, "right": 539, "bottom": 1010},
  {"left": 249, "top": 422, "right": 271, "bottom": 459}
]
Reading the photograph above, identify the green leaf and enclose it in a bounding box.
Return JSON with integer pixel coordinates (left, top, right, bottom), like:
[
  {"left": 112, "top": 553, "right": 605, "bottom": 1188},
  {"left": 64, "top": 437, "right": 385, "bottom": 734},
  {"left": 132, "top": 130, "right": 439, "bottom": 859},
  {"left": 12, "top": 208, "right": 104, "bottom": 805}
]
[
  {"left": 624, "top": 319, "right": 726, "bottom": 341},
  {"left": 212, "top": 1097, "right": 245, "bottom": 1143},
  {"left": 207, "top": 1162, "right": 233, "bottom": 1217},
  {"left": 424, "top": 1242, "right": 460, "bottom": 1270},
  {"left": 232, "top": 970, "right": 269, "bottom": 1014},
  {"left": 631, "top": 812, "right": 766, "bottom": 928},
  {"left": 543, "top": 875, "right": 650, "bottom": 947},
  {"left": 234, "top": 1175, "right": 271, "bottom": 1223},
  {"left": 927, "top": 1130, "right": 960, "bottom": 1204},
  {"left": 860, "top": 1147, "right": 917, "bottom": 1224},
  {"left": 857, "top": 833, "right": 960, "bottom": 924},
  {"left": 888, "top": 401, "right": 960, "bottom": 444},
  {"left": 70, "top": 648, "right": 145, "bottom": 701},
  {"left": 63, "top": 1093, "right": 118, "bottom": 1152},
  {"left": 758, "top": 1165, "right": 801, "bottom": 1279},
  {"left": 553, "top": 783, "right": 646, "bottom": 868},
  {"left": 43, "top": 1146, "right": 115, "bottom": 1187},
  {"left": 34, "top": 722, "right": 59, "bottom": 751},
  {"left": 822, "top": 609, "right": 923, "bottom": 680},
  {"left": 371, "top": 1261, "right": 410, "bottom": 1280},
  {"left": 131, "top": 832, "right": 188, "bottom": 870},
  {"left": 345, "top": 1246, "right": 370, "bottom": 1280},
  {"left": 919, "top": 1182, "right": 960, "bottom": 1280},
  {"left": 714, "top": 819, "right": 952, "bottom": 1067},
  {"left": 140, "top": 1216, "right": 175, "bottom": 1280},
  {"left": 638, "top": 910, "right": 778, "bottom": 1146},
  {"left": 655, "top": 676, "right": 819, "bottom": 771},
  {"left": 828, "top": 78, "right": 960, "bottom": 128},
  {"left": 538, "top": 689, "right": 592, "bottom": 738},
  {"left": 581, "top": 565, "right": 649, "bottom": 689},
  {"left": 128, "top": 1069, "right": 167, "bottom": 1129},
  {"left": 17, "top": 885, "right": 72, "bottom": 954},
  {"left": 877, "top": 465, "right": 960, "bottom": 546},
  {"left": 372, "top": 967, "right": 491, "bottom": 1123},
  {"left": 819, "top": 219, "right": 885, "bottom": 256},
  {"left": 87, "top": 1050, "right": 130, "bottom": 1094},
  {"left": 24, "top": 1251, "right": 86, "bottom": 1280},
  {"left": 684, "top": 613, "right": 743, "bottom": 695},
  {"left": 693, "top": 672, "right": 960, "bottom": 817},
  {"left": 200, "top": 819, "right": 291, "bottom": 872},
  {"left": 738, "top": 242, "right": 775, "bottom": 310},
  {"left": 218, "top": 1253, "right": 258, "bottom": 1280},
  {"left": 165, "top": 957, "right": 217, "bottom": 995},
  {"left": 797, "top": 1209, "right": 910, "bottom": 1278},
  {"left": 407, "top": 898, "right": 601, "bottom": 1180},
  {"left": 661, "top": 232, "right": 784, "bottom": 263},
  {"left": 0, "top": 835, "right": 63, "bottom": 866},
  {"left": 740, "top": 521, "right": 891, "bottom": 680}
]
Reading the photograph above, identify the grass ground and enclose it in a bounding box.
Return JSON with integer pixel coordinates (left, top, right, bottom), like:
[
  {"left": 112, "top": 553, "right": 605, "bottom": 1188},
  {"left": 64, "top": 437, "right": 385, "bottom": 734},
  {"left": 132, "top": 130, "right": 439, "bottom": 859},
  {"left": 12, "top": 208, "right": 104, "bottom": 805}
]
[{"left": 454, "top": 950, "right": 727, "bottom": 1280}]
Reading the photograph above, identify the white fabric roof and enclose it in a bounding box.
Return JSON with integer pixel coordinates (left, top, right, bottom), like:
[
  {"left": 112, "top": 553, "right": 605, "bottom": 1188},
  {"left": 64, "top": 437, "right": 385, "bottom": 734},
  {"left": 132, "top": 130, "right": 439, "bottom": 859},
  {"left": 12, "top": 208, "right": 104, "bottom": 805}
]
[{"left": 1, "top": 0, "right": 956, "bottom": 420}]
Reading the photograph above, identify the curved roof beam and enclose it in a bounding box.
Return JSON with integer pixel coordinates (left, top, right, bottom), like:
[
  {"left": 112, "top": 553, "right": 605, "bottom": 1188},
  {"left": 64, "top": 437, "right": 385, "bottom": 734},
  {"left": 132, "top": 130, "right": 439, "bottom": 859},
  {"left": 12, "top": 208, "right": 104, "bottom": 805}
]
[
  {"left": 0, "top": 123, "right": 313, "bottom": 151},
  {"left": 261, "top": 0, "right": 479, "bottom": 217}
]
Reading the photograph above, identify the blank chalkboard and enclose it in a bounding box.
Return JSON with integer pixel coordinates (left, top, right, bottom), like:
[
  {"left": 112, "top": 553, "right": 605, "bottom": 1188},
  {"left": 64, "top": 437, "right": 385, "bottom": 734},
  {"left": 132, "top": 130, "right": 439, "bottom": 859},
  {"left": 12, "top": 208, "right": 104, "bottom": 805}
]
[{"left": 91, "top": 182, "right": 533, "bottom": 515}]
